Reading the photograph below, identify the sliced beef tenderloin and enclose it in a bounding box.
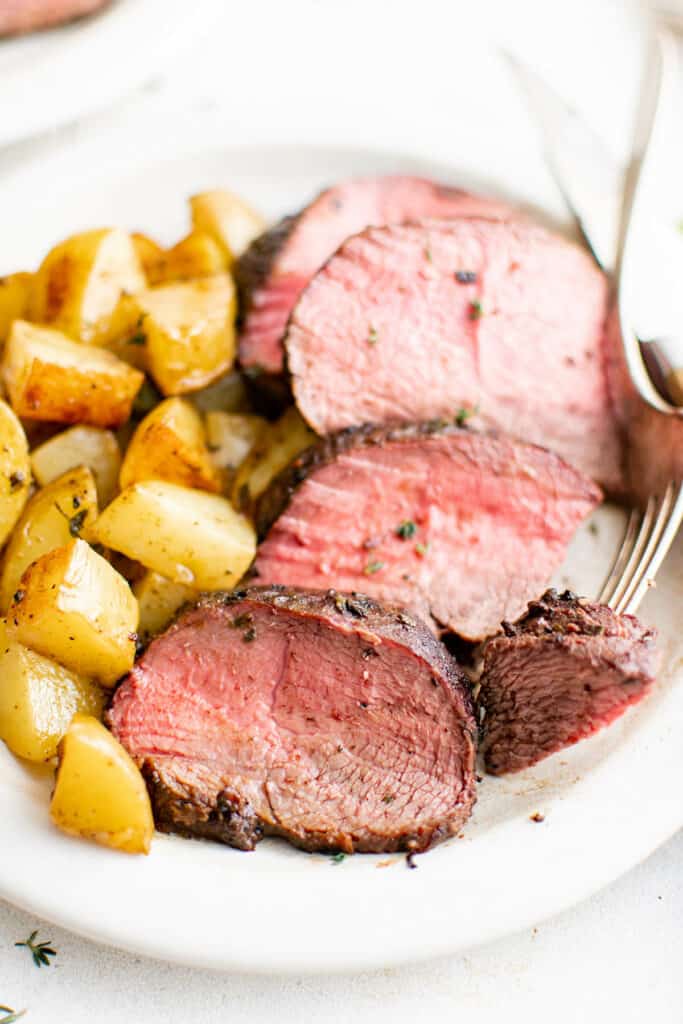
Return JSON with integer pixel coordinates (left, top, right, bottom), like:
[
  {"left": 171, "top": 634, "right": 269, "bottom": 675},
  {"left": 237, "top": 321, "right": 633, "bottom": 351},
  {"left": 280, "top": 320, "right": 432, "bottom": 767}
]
[
  {"left": 253, "top": 422, "right": 602, "bottom": 642},
  {"left": 286, "top": 217, "right": 624, "bottom": 492},
  {"left": 0, "top": 0, "right": 110, "bottom": 35},
  {"left": 236, "top": 176, "right": 511, "bottom": 377},
  {"left": 107, "top": 586, "right": 477, "bottom": 855},
  {"left": 479, "top": 589, "right": 659, "bottom": 775}
]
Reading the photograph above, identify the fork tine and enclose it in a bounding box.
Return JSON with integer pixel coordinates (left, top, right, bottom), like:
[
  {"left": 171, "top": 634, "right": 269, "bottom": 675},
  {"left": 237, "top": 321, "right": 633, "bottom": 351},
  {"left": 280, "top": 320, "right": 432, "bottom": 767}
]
[
  {"left": 617, "top": 481, "right": 683, "bottom": 614},
  {"left": 604, "top": 496, "right": 658, "bottom": 611},
  {"left": 597, "top": 507, "right": 642, "bottom": 605}
]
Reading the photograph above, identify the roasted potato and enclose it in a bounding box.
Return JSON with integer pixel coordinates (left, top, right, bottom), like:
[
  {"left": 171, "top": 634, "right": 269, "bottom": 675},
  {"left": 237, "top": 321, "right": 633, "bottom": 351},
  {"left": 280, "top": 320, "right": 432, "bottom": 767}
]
[
  {"left": 145, "top": 231, "right": 227, "bottom": 285},
  {"left": 2, "top": 320, "right": 144, "bottom": 427},
  {"left": 133, "top": 570, "right": 197, "bottom": 640},
  {"left": 31, "top": 425, "right": 121, "bottom": 507},
  {"left": 124, "top": 274, "right": 236, "bottom": 396},
  {"left": 232, "top": 407, "right": 316, "bottom": 509},
  {"left": 0, "top": 399, "right": 31, "bottom": 548},
  {"left": 131, "top": 232, "right": 164, "bottom": 281},
  {"left": 104, "top": 293, "right": 149, "bottom": 371},
  {"left": 0, "top": 272, "right": 32, "bottom": 342},
  {"left": 187, "top": 370, "right": 250, "bottom": 414},
  {"left": 205, "top": 411, "right": 267, "bottom": 491},
  {"left": 93, "top": 479, "right": 256, "bottom": 590},
  {"left": 9, "top": 538, "right": 138, "bottom": 686},
  {"left": 0, "top": 465, "right": 98, "bottom": 611},
  {"left": 190, "top": 190, "right": 266, "bottom": 261},
  {"left": 51, "top": 714, "right": 153, "bottom": 854},
  {"left": 0, "top": 618, "right": 104, "bottom": 762},
  {"left": 29, "top": 228, "right": 146, "bottom": 346},
  {"left": 119, "top": 397, "right": 220, "bottom": 493}
]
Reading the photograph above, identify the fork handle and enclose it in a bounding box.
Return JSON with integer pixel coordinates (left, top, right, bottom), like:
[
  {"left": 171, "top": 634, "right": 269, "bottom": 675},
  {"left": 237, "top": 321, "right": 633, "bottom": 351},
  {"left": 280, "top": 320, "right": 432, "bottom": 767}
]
[{"left": 639, "top": 337, "right": 683, "bottom": 407}]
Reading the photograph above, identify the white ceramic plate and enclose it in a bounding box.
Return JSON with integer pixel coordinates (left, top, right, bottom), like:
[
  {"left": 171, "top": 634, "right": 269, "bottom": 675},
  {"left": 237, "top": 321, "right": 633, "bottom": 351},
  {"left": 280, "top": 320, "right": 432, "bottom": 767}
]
[
  {"left": 0, "top": 0, "right": 220, "bottom": 147},
  {"left": 0, "top": 144, "right": 681, "bottom": 973}
]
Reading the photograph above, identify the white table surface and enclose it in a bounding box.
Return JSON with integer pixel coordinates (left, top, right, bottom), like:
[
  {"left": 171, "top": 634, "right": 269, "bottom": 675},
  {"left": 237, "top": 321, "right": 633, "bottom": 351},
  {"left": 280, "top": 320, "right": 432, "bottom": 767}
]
[{"left": 1, "top": 0, "right": 681, "bottom": 1019}]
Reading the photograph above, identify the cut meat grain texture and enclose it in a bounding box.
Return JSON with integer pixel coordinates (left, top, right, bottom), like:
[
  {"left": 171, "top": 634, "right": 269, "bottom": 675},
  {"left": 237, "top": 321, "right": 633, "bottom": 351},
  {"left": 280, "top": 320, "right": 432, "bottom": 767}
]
[
  {"left": 479, "top": 590, "right": 659, "bottom": 775},
  {"left": 254, "top": 423, "right": 602, "bottom": 642},
  {"left": 286, "top": 217, "right": 624, "bottom": 492},
  {"left": 236, "top": 176, "right": 512, "bottom": 376},
  {"left": 107, "top": 587, "right": 477, "bottom": 855}
]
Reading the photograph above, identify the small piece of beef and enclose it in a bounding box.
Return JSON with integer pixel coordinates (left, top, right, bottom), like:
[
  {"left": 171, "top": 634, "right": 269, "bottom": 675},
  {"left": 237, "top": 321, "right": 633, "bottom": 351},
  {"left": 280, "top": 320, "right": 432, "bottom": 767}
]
[
  {"left": 0, "top": 0, "right": 110, "bottom": 35},
  {"left": 286, "top": 217, "right": 624, "bottom": 492},
  {"left": 253, "top": 422, "right": 602, "bottom": 641},
  {"left": 479, "top": 589, "right": 659, "bottom": 775},
  {"left": 236, "top": 176, "right": 511, "bottom": 377},
  {"left": 107, "top": 586, "right": 477, "bottom": 854}
]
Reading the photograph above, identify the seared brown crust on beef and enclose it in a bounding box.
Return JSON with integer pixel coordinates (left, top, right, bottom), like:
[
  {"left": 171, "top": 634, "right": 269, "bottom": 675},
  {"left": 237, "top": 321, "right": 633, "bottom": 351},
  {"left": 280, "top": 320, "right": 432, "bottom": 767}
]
[
  {"left": 234, "top": 215, "right": 298, "bottom": 330},
  {"left": 479, "top": 589, "right": 659, "bottom": 775},
  {"left": 108, "top": 585, "right": 477, "bottom": 854}
]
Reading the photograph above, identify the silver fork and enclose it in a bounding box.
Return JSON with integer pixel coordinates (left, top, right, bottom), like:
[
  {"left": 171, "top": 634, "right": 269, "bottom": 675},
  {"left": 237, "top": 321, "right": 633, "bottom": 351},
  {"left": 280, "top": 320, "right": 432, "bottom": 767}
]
[{"left": 509, "top": 27, "right": 683, "bottom": 614}]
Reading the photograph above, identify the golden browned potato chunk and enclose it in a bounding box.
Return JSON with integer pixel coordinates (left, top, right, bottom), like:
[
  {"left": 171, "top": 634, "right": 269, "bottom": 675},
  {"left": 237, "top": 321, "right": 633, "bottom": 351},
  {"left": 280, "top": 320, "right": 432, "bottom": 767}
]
[
  {"left": 131, "top": 232, "right": 164, "bottom": 281},
  {"left": 190, "top": 190, "right": 266, "bottom": 261},
  {"left": 133, "top": 570, "right": 197, "bottom": 641},
  {"left": 146, "top": 231, "right": 227, "bottom": 285},
  {"left": 0, "top": 465, "right": 98, "bottom": 611},
  {"left": 104, "top": 293, "right": 149, "bottom": 371},
  {"left": 9, "top": 538, "right": 138, "bottom": 686},
  {"left": 51, "top": 714, "right": 153, "bottom": 854},
  {"left": 0, "top": 272, "right": 32, "bottom": 342},
  {"left": 29, "top": 228, "right": 145, "bottom": 345},
  {"left": 127, "top": 274, "right": 236, "bottom": 395},
  {"left": 2, "top": 320, "right": 144, "bottom": 427},
  {"left": 30, "top": 425, "right": 121, "bottom": 506},
  {"left": 119, "top": 397, "right": 220, "bottom": 493},
  {"left": 205, "top": 411, "right": 267, "bottom": 491},
  {"left": 0, "top": 398, "right": 31, "bottom": 547},
  {"left": 0, "top": 618, "right": 104, "bottom": 762},
  {"left": 93, "top": 480, "right": 256, "bottom": 590},
  {"left": 232, "top": 407, "right": 316, "bottom": 509}
]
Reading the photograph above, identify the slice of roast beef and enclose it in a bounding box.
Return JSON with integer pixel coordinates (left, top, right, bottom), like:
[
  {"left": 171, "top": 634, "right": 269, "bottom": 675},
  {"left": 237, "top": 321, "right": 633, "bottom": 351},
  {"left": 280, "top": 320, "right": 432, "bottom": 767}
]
[
  {"left": 286, "top": 217, "right": 624, "bottom": 492},
  {"left": 0, "top": 0, "right": 110, "bottom": 35},
  {"left": 236, "top": 176, "right": 512, "bottom": 377},
  {"left": 253, "top": 422, "right": 602, "bottom": 642},
  {"left": 479, "top": 589, "right": 658, "bottom": 775},
  {"left": 107, "top": 586, "right": 477, "bottom": 854}
]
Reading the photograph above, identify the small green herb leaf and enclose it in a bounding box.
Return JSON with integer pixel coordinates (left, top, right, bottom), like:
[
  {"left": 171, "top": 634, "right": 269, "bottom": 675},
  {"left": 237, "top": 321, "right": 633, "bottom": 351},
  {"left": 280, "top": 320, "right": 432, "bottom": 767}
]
[
  {"left": 396, "top": 520, "right": 417, "bottom": 540},
  {"left": 367, "top": 325, "right": 379, "bottom": 346},
  {"left": 414, "top": 542, "right": 429, "bottom": 558},
  {"left": 15, "top": 930, "right": 57, "bottom": 969},
  {"left": 331, "top": 852, "right": 346, "bottom": 864},
  {"left": 454, "top": 404, "right": 478, "bottom": 427},
  {"left": 468, "top": 299, "right": 484, "bottom": 321},
  {"left": 363, "top": 560, "right": 384, "bottom": 575}
]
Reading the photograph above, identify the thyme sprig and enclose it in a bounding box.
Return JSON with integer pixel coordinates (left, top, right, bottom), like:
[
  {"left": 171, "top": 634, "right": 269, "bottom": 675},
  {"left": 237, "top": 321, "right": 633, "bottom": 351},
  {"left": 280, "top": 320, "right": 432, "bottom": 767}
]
[{"left": 15, "top": 930, "right": 56, "bottom": 969}]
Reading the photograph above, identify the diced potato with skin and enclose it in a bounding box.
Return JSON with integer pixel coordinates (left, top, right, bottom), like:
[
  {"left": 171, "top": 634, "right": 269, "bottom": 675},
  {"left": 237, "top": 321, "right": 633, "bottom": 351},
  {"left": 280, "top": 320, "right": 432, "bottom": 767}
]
[
  {"left": 2, "top": 320, "right": 144, "bottom": 427},
  {"left": 145, "top": 231, "right": 227, "bottom": 286},
  {"left": 104, "top": 293, "right": 149, "bottom": 371},
  {"left": 232, "top": 407, "right": 316, "bottom": 509},
  {"left": 126, "top": 274, "right": 236, "bottom": 396},
  {"left": 51, "top": 714, "right": 153, "bottom": 855},
  {"left": 0, "top": 465, "right": 98, "bottom": 612},
  {"left": 119, "top": 397, "right": 220, "bottom": 493},
  {"left": 0, "top": 272, "right": 32, "bottom": 342},
  {"left": 93, "top": 480, "right": 256, "bottom": 590},
  {"left": 131, "top": 232, "right": 164, "bottom": 281},
  {"left": 133, "top": 570, "right": 197, "bottom": 640},
  {"left": 31, "top": 425, "right": 121, "bottom": 506},
  {"left": 187, "top": 370, "right": 250, "bottom": 414},
  {"left": 190, "top": 190, "right": 266, "bottom": 261},
  {"left": 0, "top": 399, "right": 31, "bottom": 548},
  {"left": 0, "top": 618, "right": 104, "bottom": 762},
  {"left": 205, "top": 411, "right": 267, "bottom": 492},
  {"left": 29, "top": 228, "right": 146, "bottom": 346},
  {"left": 9, "top": 538, "right": 138, "bottom": 687}
]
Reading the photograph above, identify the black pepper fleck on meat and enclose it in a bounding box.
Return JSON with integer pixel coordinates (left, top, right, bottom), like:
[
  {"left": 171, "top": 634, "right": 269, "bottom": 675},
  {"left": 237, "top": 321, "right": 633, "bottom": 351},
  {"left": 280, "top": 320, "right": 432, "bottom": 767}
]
[{"left": 455, "top": 270, "right": 477, "bottom": 284}]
